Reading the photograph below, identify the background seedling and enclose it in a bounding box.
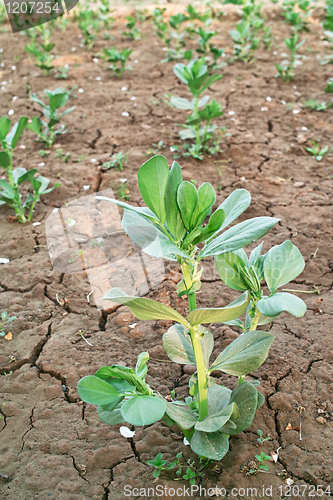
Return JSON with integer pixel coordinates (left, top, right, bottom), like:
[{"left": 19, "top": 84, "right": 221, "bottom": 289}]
[
  {"left": 249, "top": 451, "right": 272, "bottom": 474},
  {"left": 25, "top": 24, "right": 55, "bottom": 76},
  {"left": 304, "top": 140, "right": 329, "bottom": 161},
  {"left": 77, "top": 156, "right": 306, "bottom": 463},
  {"left": 27, "top": 88, "right": 75, "bottom": 147},
  {"left": 77, "top": 7, "right": 100, "bottom": 49},
  {"left": 54, "top": 66, "right": 69, "bottom": 80},
  {"left": 147, "top": 140, "right": 166, "bottom": 155},
  {"left": 101, "top": 48, "right": 132, "bottom": 77},
  {"left": 303, "top": 99, "right": 331, "bottom": 111},
  {"left": 102, "top": 151, "right": 127, "bottom": 171},
  {"left": 275, "top": 31, "right": 305, "bottom": 81},
  {"left": 123, "top": 16, "right": 141, "bottom": 41},
  {"left": 171, "top": 58, "right": 223, "bottom": 158},
  {"left": 324, "top": 78, "right": 333, "bottom": 92},
  {"left": 0, "top": 311, "right": 16, "bottom": 337},
  {"left": 55, "top": 149, "right": 71, "bottom": 162},
  {"left": 257, "top": 429, "right": 272, "bottom": 445}
]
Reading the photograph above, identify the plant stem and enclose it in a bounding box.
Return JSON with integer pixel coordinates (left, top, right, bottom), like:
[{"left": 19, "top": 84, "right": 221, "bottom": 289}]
[
  {"left": 250, "top": 309, "right": 261, "bottom": 331},
  {"left": 193, "top": 96, "right": 201, "bottom": 146},
  {"left": 190, "top": 325, "right": 208, "bottom": 421},
  {"left": 27, "top": 196, "right": 39, "bottom": 221},
  {"left": 188, "top": 292, "right": 196, "bottom": 312}
]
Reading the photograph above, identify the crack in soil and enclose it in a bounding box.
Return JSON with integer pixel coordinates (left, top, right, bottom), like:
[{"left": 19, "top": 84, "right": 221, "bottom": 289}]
[
  {"left": 88, "top": 129, "right": 102, "bottom": 149},
  {"left": 70, "top": 455, "right": 90, "bottom": 484},
  {"left": 305, "top": 358, "right": 324, "bottom": 374},
  {"left": 0, "top": 406, "right": 7, "bottom": 432},
  {"left": 18, "top": 406, "right": 36, "bottom": 454}
]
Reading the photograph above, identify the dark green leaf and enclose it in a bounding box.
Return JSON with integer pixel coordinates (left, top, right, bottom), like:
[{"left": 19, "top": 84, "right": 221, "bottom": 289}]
[
  {"left": 0, "top": 116, "right": 11, "bottom": 141},
  {"left": 6, "top": 117, "right": 28, "bottom": 148},
  {"left": 228, "top": 382, "right": 258, "bottom": 434},
  {"left": 165, "top": 401, "right": 197, "bottom": 429},
  {"left": 77, "top": 375, "right": 122, "bottom": 405},
  {"left": 121, "top": 395, "right": 166, "bottom": 426},
  {"left": 187, "top": 291, "right": 249, "bottom": 326},
  {"left": 0, "top": 151, "right": 10, "bottom": 169},
  {"left": 137, "top": 155, "right": 169, "bottom": 224},
  {"left": 97, "top": 406, "right": 124, "bottom": 425},
  {"left": 162, "top": 323, "right": 213, "bottom": 366},
  {"left": 190, "top": 182, "right": 216, "bottom": 228},
  {"left": 209, "top": 330, "right": 274, "bottom": 376},
  {"left": 215, "top": 251, "right": 248, "bottom": 291},
  {"left": 190, "top": 430, "right": 229, "bottom": 460},
  {"left": 208, "top": 384, "right": 232, "bottom": 415},
  {"left": 177, "top": 181, "right": 198, "bottom": 231},
  {"left": 164, "top": 161, "right": 186, "bottom": 241},
  {"left": 194, "top": 403, "right": 236, "bottom": 432}
]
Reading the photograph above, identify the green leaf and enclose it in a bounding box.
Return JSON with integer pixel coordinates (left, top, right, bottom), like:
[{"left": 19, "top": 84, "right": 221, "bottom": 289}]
[
  {"left": 164, "top": 161, "right": 186, "bottom": 241},
  {"left": 208, "top": 384, "right": 232, "bottom": 415},
  {"left": 0, "top": 116, "right": 11, "bottom": 141},
  {"left": 165, "top": 401, "right": 197, "bottom": 429},
  {"left": 215, "top": 189, "right": 251, "bottom": 232},
  {"left": 263, "top": 241, "right": 305, "bottom": 292},
  {"left": 257, "top": 292, "right": 306, "bottom": 318},
  {"left": 0, "top": 180, "right": 15, "bottom": 199},
  {"left": 162, "top": 323, "right": 213, "bottom": 366},
  {"left": 95, "top": 195, "right": 157, "bottom": 221},
  {"left": 170, "top": 96, "right": 194, "bottom": 110},
  {"left": 137, "top": 155, "right": 169, "bottom": 224},
  {"left": 136, "top": 352, "right": 149, "bottom": 379},
  {"left": 215, "top": 251, "right": 248, "bottom": 291},
  {"left": 194, "top": 209, "right": 225, "bottom": 244},
  {"left": 26, "top": 116, "right": 43, "bottom": 135},
  {"left": 187, "top": 291, "right": 249, "bottom": 326},
  {"left": 209, "top": 330, "right": 274, "bottom": 376},
  {"left": 199, "top": 217, "right": 279, "bottom": 259},
  {"left": 177, "top": 181, "right": 198, "bottom": 231},
  {"left": 257, "top": 391, "right": 265, "bottom": 409},
  {"left": 6, "top": 117, "right": 28, "bottom": 148},
  {"left": 194, "top": 403, "right": 237, "bottom": 432},
  {"left": 228, "top": 382, "right": 258, "bottom": 434},
  {"left": 49, "top": 92, "right": 68, "bottom": 111},
  {"left": 199, "top": 73, "right": 222, "bottom": 94},
  {"left": 190, "top": 430, "right": 229, "bottom": 460},
  {"left": 122, "top": 209, "right": 190, "bottom": 261},
  {"left": 190, "top": 182, "right": 216, "bottom": 228},
  {"left": 77, "top": 375, "right": 122, "bottom": 405},
  {"left": 97, "top": 406, "right": 125, "bottom": 425},
  {"left": 103, "top": 288, "right": 188, "bottom": 327},
  {"left": 121, "top": 395, "right": 166, "bottom": 426},
  {"left": 0, "top": 151, "right": 10, "bottom": 169}
]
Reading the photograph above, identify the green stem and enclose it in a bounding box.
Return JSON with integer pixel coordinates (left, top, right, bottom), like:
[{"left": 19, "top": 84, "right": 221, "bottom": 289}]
[
  {"left": 27, "top": 196, "right": 39, "bottom": 221},
  {"left": 7, "top": 152, "right": 14, "bottom": 187},
  {"left": 190, "top": 326, "right": 208, "bottom": 420},
  {"left": 249, "top": 309, "right": 261, "bottom": 331},
  {"left": 193, "top": 95, "right": 201, "bottom": 146},
  {"left": 188, "top": 292, "right": 196, "bottom": 313}
]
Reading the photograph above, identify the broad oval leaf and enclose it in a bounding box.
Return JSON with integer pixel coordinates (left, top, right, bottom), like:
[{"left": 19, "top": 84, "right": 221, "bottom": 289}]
[
  {"left": 208, "top": 384, "right": 232, "bottom": 415},
  {"left": 187, "top": 291, "right": 249, "bottom": 326},
  {"left": 95, "top": 195, "right": 158, "bottom": 221},
  {"left": 97, "top": 406, "right": 125, "bottom": 425},
  {"left": 164, "top": 161, "right": 186, "bottom": 241},
  {"left": 199, "top": 217, "right": 279, "bottom": 259},
  {"left": 170, "top": 96, "right": 194, "bottom": 110},
  {"left": 77, "top": 375, "right": 122, "bottom": 405},
  {"left": 194, "top": 403, "right": 236, "bottom": 432},
  {"left": 215, "top": 251, "right": 248, "bottom": 291},
  {"left": 177, "top": 180, "right": 198, "bottom": 231},
  {"left": 165, "top": 401, "right": 197, "bottom": 429},
  {"left": 103, "top": 288, "right": 188, "bottom": 327},
  {"left": 121, "top": 395, "right": 166, "bottom": 426},
  {"left": 190, "top": 430, "right": 229, "bottom": 460},
  {"left": 190, "top": 182, "right": 216, "bottom": 228},
  {"left": 194, "top": 209, "right": 225, "bottom": 245},
  {"left": 138, "top": 155, "right": 169, "bottom": 224},
  {"left": 162, "top": 323, "right": 214, "bottom": 366},
  {"left": 122, "top": 209, "right": 190, "bottom": 261},
  {"left": 6, "top": 116, "right": 28, "bottom": 148},
  {"left": 257, "top": 292, "right": 306, "bottom": 318},
  {"left": 209, "top": 330, "right": 274, "bottom": 376},
  {"left": 0, "top": 116, "right": 11, "bottom": 140},
  {"left": 0, "top": 151, "right": 10, "bottom": 169},
  {"left": 263, "top": 240, "right": 305, "bottom": 292},
  {"left": 228, "top": 382, "right": 258, "bottom": 435}
]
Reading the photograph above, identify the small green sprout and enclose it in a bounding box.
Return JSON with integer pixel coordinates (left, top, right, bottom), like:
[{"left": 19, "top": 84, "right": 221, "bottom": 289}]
[
  {"left": 303, "top": 100, "right": 331, "bottom": 111},
  {"left": 101, "top": 48, "right": 132, "bottom": 78},
  {"left": 103, "top": 151, "right": 127, "bottom": 171},
  {"left": 55, "top": 149, "right": 71, "bottom": 162},
  {"left": 123, "top": 16, "right": 141, "bottom": 41},
  {"left": 250, "top": 451, "right": 272, "bottom": 474},
  {"left": 275, "top": 31, "right": 305, "bottom": 82},
  {"left": 304, "top": 140, "right": 329, "bottom": 161},
  {"left": 0, "top": 311, "right": 16, "bottom": 337},
  {"left": 257, "top": 429, "right": 272, "bottom": 445}
]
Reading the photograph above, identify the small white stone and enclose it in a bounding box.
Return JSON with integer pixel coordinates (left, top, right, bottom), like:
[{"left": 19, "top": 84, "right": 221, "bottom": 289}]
[
  {"left": 79, "top": 43, "right": 83, "bottom": 48},
  {"left": 83, "top": 185, "right": 90, "bottom": 190},
  {"left": 0, "top": 49, "right": 3, "bottom": 52},
  {"left": 121, "top": 86, "right": 127, "bottom": 91},
  {"left": 20, "top": 145, "right": 26, "bottom": 149},
  {"left": 131, "top": 96, "right": 136, "bottom": 100},
  {"left": 281, "top": 100, "right": 286, "bottom": 105},
  {"left": 228, "top": 111, "right": 235, "bottom": 115},
  {"left": 170, "top": 147, "right": 176, "bottom": 152},
  {"left": 11, "top": 66, "right": 16, "bottom": 70},
  {"left": 266, "top": 96, "right": 272, "bottom": 101},
  {"left": 183, "top": 437, "right": 190, "bottom": 446},
  {"left": 12, "top": 96, "right": 18, "bottom": 101},
  {"left": 301, "top": 126, "right": 308, "bottom": 131},
  {"left": 129, "top": 322, "right": 137, "bottom": 329},
  {"left": 119, "top": 426, "right": 135, "bottom": 438},
  {"left": 96, "top": 237, "right": 104, "bottom": 244},
  {"left": 122, "top": 112, "right": 129, "bottom": 117},
  {"left": 293, "top": 109, "right": 300, "bottom": 114},
  {"left": 78, "top": 88, "right": 84, "bottom": 93},
  {"left": 293, "top": 85, "right": 297, "bottom": 89},
  {"left": 133, "top": 103, "right": 137, "bottom": 107},
  {"left": 261, "top": 107, "right": 268, "bottom": 111},
  {"left": 91, "top": 158, "right": 97, "bottom": 163},
  {"left": 1, "top": 87, "right": 5, "bottom": 91},
  {"left": 241, "top": 176, "right": 246, "bottom": 181},
  {"left": 38, "top": 162, "right": 45, "bottom": 167},
  {"left": 0, "top": 258, "right": 10, "bottom": 264},
  {"left": 52, "top": 208, "right": 59, "bottom": 213},
  {"left": 0, "top": 63, "right": 4, "bottom": 67},
  {"left": 134, "top": 59, "right": 139, "bottom": 63},
  {"left": 120, "top": 178, "right": 127, "bottom": 183},
  {"left": 162, "top": 47, "right": 167, "bottom": 51},
  {"left": 68, "top": 219, "right": 76, "bottom": 226},
  {"left": 2, "top": 81, "right": 7, "bottom": 85},
  {"left": 286, "top": 478, "right": 294, "bottom": 486},
  {"left": 72, "top": 47, "right": 76, "bottom": 51},
  {"left": 273, "top": 51, "right": 277, "bottom": 55},
  {"left": 8, "top": 109, "right": 14, "bottom": 116},
  {"left": 96, "top": 77, "right": 101, "bottom": 81},
  {"left": 93, "top": 58, "right": 99, "bottom": 63},
  {"left": 32, "top": 222, "right": 41, "bottom": 226}
]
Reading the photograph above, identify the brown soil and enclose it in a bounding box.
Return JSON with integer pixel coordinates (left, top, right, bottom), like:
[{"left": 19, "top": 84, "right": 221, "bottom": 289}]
[{"left": 0, "top": 5, "right": 333, "bottom": 500}]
